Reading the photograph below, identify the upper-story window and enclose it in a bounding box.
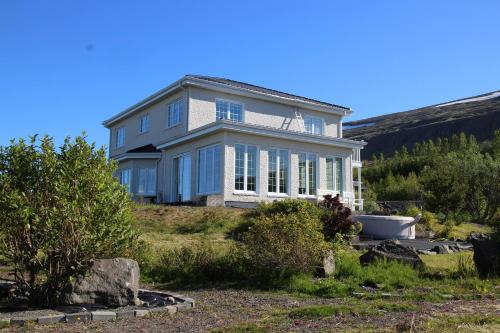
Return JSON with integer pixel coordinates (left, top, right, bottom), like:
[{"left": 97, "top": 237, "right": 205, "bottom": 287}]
[
  {"left": 167, "top": 99, "right": 183, "bottom": 127},
  {"left": 138, "top": 114, "right": 150, "bottom": 133},
  {"left": 116, "top": 127, "right": 125, "bottom": 148},
  {"left": 216, "top": 100, "right": 243, "bottom": 122},
  {"left": 304, "top": 116, "right": 324, "bottom": 135}
]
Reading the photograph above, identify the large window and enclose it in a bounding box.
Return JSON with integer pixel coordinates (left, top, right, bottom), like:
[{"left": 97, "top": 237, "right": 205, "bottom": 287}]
[
  {"left": 138, "top": 114, "right": 150, "bottom": 133},
  {"left": 138, "top": 167, "right": 156, "bottom": 196},
  {"left": 216, "top": 100, "right": 243, "bottom": 122},
  {"left": 298, "top": 152, "right": 317, "bottom": 196},
  {"left": 197, "top": 145, "right": 221, "bottom": 194},
  {"left": 326, "top": 157, "right": 344, "bottom": 193},
  {"left": 116, "top": 127, "right": 125, "bottom": 148},
  {"left": 304, "top": 116, "right": 324, "bottom": 135},
  {"left": 268, "top": 149, "right": 288, "bottom": 194},
  {"left": 235, "top": 144, "right": 257, "bottom": 192},
  {"left": 167, "top": 99, "right": 183, "bottom": 127},
  {"left": 119, "top": 169, "right": 131, "bottom": 193}
]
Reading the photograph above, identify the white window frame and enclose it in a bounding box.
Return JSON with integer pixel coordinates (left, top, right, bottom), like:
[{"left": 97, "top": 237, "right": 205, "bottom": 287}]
[
  {"left": 119, "top": 168, "right": 131, "bottom": 193},
  {"left": 303, "top": 115, "right": 324, "bottom": 136},
  {"left": 166, "top": 98, "right": 183, "bottom": 128},
  {"left": 326, "top": 155, "right": 345, "bottom": 193},
  {"left": 115, "top": 127, "right": 125, "bottom": 148},
  {"left": 267, "top": 148, "right": 290, "bottom": 197},
  {"left": 138, "top": 114, "right": 150, "bottom": 134},
  {"left": 298, "top": 152, "right": 318, "bottom": 197},
  {"left": 234, "top": 144, "right": 259, "bottom": 195},
  {"left": 137, "top": 167, "right": 156, "bottom": 196},
  {"left": 196, "top": 143, "right": 222, "bottom": 195},
  {"left": 215, "top": 99, "right": 244, "bottom": 123}
]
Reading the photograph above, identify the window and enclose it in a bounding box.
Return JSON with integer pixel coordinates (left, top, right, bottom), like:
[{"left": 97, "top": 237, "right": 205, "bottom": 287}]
[
  {"left": 298, "top": 152, "right": 317, "bottom": 196},
  {"left": 197, "top": 145, "right": 221, "bottom": 194},
  {"left": 235, "top": 144, "right": 258, "bottom": 192},
  {"left": 216, "top": 100, "right": 243, "bottom": 122},
  {"left": 167, "top": 99, "right": 183, "bottom": 127},
  {"left": 326, "top": 157, "right": 344, "bottom": 193},
  {"left": 119, "top": 169, "right": 131, "bottom": 193},
  {"left": 138, "top": 167, "right": 156, "bottom": 196},
  {"left": 116, "top": 127, "right": 125, "bottom": 148},
  {"left": 138, "top": 114, "right": 150, "bottom": 133},
  {"left": 268, "top": 149, "right": 288, "bottom": 194},
  {"left": 304, "top": 116, "right": 324, "bottom": 135}
]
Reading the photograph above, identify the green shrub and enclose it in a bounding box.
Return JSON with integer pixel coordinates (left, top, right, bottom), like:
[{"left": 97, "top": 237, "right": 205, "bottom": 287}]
[
  {"left": 0, "top": 135, "right": 138, "bottom": 306},
  {"left": 252, "top": 199, "right": 322, "bottom": 220},
  {"left": 146, "top": 240, "right": 248, "bottom": 283},
  {"left": 243, "top": 212, "right": 328, "bottom": 280},
  {"left": 404, "top": 205, "right": 421, "bottom": 217}
]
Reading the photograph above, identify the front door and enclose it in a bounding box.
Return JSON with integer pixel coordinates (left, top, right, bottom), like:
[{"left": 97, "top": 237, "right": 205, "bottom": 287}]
[{"left": 174, "top": 154, "right": 191, "bottom": 202}]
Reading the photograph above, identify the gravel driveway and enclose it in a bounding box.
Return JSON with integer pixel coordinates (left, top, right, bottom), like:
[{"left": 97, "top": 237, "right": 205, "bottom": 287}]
[{"left": 2, "top": 289, "right": 499, "bottom": 332}]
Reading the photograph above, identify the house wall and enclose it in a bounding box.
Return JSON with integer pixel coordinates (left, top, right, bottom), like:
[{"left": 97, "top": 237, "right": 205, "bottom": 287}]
[
  {"left": 222, "top": 132, "right": 353, "bottom": 203},
  {"left": 109, "top": 91, "right": 187, "bottom": 157},
  {"left": 188, "top": 87, "right": 342, "bottom": 137}
]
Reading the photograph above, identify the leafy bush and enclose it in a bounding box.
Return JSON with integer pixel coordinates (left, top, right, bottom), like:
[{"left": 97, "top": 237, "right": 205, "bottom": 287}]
[
  {"left": 320, "top": 194, "right": 360, "bottom": 241},
  {"left": 252, "top": 199, "right": 322, "bottom": 220},
  {"left": 145, "top": 240, "right": 248, "bottom": 283},
  {"left": 0, "top": 135, "right": 138, "bottom": 305},
  {"left": 243, "top": 212, "right": 328, "bottom": 280}
]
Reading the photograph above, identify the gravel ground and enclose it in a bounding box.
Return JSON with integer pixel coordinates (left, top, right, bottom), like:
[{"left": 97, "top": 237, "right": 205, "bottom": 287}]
[{"left": 2, "top": 289, "right": 499, "bottom": 332}]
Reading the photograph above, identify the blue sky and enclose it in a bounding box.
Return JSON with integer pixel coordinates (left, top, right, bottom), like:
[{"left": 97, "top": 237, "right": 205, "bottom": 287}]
[{"left": 1, "top": 0, "right": 499, "bottom": 148}]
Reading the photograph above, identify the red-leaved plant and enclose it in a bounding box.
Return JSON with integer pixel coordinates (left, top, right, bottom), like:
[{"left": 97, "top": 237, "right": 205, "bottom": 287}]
[{"left": 320, "top": 194, "right": 360, "bottom": 241}]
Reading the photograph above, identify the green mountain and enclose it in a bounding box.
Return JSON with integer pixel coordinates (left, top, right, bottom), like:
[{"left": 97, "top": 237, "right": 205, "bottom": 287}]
[{"left": 344, "top": 90, "right": 500, "bottom": 159}]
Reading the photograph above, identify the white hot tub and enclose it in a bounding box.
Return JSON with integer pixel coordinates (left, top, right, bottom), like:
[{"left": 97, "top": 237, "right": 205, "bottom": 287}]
[{"left": 354, "top": 215, "right": 418, "bottom": 240}]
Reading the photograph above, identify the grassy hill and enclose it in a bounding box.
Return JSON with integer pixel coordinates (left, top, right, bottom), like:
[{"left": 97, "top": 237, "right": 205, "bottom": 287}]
[{"left": 344, "top": 90, "right": 500, "bottom": 158}]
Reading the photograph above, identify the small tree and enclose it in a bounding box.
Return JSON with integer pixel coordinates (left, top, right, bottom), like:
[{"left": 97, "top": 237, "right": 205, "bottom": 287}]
[
  {"left": 320, "top": 194, "right": 360, "bottom": 241},
  {"left": 0, "top": 135, "right": 138, "bottom": 306}
]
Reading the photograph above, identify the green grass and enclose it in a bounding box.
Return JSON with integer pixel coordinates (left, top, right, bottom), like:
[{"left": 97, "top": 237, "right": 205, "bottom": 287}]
[
  {"left": 420, "top": 313, "right": 500, "bottom": 332},
  {"left": 210, "top": 323, "right": 269, "bottom": 333}
]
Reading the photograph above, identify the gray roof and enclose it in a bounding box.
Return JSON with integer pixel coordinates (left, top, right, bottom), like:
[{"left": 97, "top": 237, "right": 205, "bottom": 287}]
[{"left": 186, "top": 75, "right": 350, "bottom": 111}]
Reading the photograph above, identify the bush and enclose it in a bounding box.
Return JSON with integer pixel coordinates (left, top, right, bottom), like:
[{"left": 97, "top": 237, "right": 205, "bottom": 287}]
[
  {"left": 320, "top": 194, "right": 360, "bottom": 241},
  {"left": 252, "top": 199, "right": 322, "bottom": 220},
  {"left": 243, "top": 211, "right": 328, "bottom": 280},
  {"left": 145, "top": 240, "right": 248, "bottom": 283},
  {"left": 0, "top": 135, "right": 138, "bottom": 305}
]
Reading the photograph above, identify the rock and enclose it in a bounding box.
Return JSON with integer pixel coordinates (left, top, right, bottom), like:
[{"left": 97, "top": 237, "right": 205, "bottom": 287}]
[
  {"left": 432, "top": 244, "right": 454, "bottom": 254},
  {"left": 61, "top": 258, "right": 140, "bottom": 307},
  {"left": 470, "top": 233, "right": 500, "bottom": 278},
  {"left": 359, "top": 240, "right": 424, "bottom": 268},
  {"left": 315, "top": 250, "right": 335, "bottom": 277},
  {"left": 417, "top": 250, "right": 436, "bottom": 255}
]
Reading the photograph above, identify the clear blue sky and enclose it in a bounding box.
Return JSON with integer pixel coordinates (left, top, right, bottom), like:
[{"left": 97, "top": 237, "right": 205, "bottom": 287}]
[{"left": 1, "top": 0, "right": 499, "bottom": 148}]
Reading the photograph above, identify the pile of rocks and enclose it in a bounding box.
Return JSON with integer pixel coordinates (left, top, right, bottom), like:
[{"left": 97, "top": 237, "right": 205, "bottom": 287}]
[
  {"left": 359, "top": 240, "right": 424, "bottom": 268},
  {"left": 416, "top": 242, "right": 472, "bottom": 255}
]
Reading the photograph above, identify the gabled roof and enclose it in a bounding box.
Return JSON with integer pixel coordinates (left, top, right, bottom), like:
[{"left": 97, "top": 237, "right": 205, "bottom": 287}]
[
  {"left": 185, "top": 75, "right": 350, "bottom": 111},
  {"left": 103, "top": 75, "right": 351, "bottom": 127}
]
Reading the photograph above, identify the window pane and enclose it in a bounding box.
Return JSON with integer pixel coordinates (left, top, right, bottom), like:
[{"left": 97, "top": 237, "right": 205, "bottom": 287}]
[
  {"left": 304, "top": 118, "right": 312, "bottom": 134},
  {"left": 308, "top": 154, "right": 316, "bottom": 195},
  {"left": 246, "top": 146, "right": 257, "bottom": 191},
  {"left": 216, "top": 101, "right": 228, "bottom": 120},
  {"left": 299, "top": 153, "right": 307, "bottom": 194},
  {"left": 205, "top": 147, "right": 214, "bottom": 193},
  {"left": 213, "top": 145, "right": 221, "bottom": 193},
  {"left": 230, "top": 103, "right": 242, "bottom": 122},
  {"left": 279, "top": 150, "right": 288, "bottom": 194},
  {"left": 198, "top": 149, "right": 206, "bottom": 193},
  {"left": 146, "top": 168, "right": 156, "bottom": 194},
  {"left": 138, "top": 168, "right": 147, "bottom": 194},
  {"left": 268, "top": 149, "right": 277, "bottom": 193},
  {"left": 326, "top": 158, "right": 334, "bottom": 190},
  {"left": 336, "top": 157, "right": 343, "bottom": 193},
  {"left": 235, "top": 144, "right": 245, "bottom": 191}
]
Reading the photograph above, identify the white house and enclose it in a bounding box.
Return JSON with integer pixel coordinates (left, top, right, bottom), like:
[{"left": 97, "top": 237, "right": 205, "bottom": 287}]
[{"left": 103, "top": 75, "right": 366, "bottom": 209}]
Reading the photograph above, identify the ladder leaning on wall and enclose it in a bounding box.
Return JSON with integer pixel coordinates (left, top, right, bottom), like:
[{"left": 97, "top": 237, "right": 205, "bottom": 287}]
[{"left": 295, "top": 111, "right": 305, "bottom": 132}]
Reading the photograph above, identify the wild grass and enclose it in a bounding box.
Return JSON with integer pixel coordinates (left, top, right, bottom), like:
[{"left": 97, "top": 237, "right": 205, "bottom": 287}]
[{"left": 419, "top": 313, "right": 500, "bottom": 332}]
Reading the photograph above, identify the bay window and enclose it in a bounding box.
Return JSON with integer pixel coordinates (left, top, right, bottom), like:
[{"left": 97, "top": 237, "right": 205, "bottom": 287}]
[
  {"left": 268, "top": 149, "right": 288, "bottom": 194},
  {"left": 138, "top": 167, "right": 156, "bottom": 196},
  {"left": 298, "top": 152, "right": 317, "bottom": 196},
  {"left": 235, "top": 144, "right": 257, "bottom": 192}
]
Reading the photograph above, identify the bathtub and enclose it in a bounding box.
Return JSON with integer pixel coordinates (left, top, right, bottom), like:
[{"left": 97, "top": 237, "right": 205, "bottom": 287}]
[{"left": 354, "top": 215, "right": 418, "bottom": 240}]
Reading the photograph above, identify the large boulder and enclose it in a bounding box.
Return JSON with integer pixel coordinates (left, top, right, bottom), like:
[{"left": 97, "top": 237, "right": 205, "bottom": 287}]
[
  {"left": 359, "top": 240, "right": 424, "bottom": 268},
  {"left": 61, "top": 258, "right": 140, "bottom": 307},
  {"left": 470, "top": 233, "right": 500, "bottom": 278}
]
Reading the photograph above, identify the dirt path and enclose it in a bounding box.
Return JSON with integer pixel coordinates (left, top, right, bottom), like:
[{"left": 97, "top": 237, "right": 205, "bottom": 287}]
[{"left": 3, "top": 289, "right": 499, "bottom": 332}]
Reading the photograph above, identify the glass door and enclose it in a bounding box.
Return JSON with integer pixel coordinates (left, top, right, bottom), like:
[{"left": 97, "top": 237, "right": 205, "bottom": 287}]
[{"left": 174, "top": 154, "right": 191, "bottom": 202}]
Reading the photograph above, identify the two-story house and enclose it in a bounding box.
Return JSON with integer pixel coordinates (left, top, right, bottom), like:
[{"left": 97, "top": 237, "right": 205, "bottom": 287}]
[{"left": 103, "top": 75, "right": 366, "bottom": 209}]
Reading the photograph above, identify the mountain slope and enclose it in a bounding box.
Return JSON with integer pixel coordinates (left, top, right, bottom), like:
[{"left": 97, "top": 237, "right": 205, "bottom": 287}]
[{"left": 344, "top": 90, "right": 500, "bottom": 158}]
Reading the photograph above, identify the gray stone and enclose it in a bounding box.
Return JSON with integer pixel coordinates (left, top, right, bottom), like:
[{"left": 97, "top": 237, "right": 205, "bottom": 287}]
[
  {"left": 318, "top": 250, "right": 335, "bottom": 277},
  {"left": 116, "top": 310, "right": 136, "bottom": 319},
  {"left": 65, "top": 312, "right": 91, "bottom": 323},
  {"left": 61, "top": 258, "right": 140, "bottom": 307},
  {"left": 10, "top": 317, "right": 36, "bottom": 326},
  {"left": 134, "top": 309, "right": 150, "bottom": 317},
  {"left": 470, "top": 233, "right": 500, "bottom": 277},
  {"left": 37, "top": 315, "right": 65, "bottom": 324},
  {"left": 359, "top": 240, "right": 424, "bottom": 268},
  {"left": 417, "top": 250, "right": 436, "bottom": 255},
  {"left": 91, "top": 311, "right": 116, "bottom": 321}
]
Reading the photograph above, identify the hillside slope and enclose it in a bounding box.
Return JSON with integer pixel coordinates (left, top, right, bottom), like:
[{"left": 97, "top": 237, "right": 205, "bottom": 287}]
[{"left": 344, "top": 91, "right": 500, "bottom": 158}]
